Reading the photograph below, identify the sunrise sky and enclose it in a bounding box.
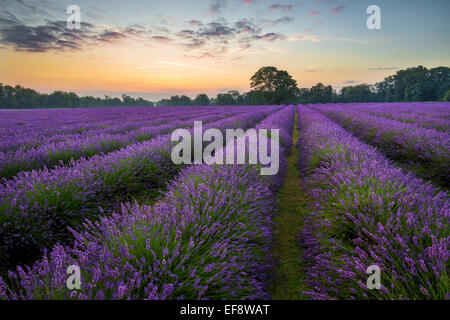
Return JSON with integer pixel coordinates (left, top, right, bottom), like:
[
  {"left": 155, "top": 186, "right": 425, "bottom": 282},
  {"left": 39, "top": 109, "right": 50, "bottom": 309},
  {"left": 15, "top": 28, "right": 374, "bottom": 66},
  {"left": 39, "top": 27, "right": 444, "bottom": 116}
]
[{"left": 1, "top": 0, "right": 449, "bottom": 100}]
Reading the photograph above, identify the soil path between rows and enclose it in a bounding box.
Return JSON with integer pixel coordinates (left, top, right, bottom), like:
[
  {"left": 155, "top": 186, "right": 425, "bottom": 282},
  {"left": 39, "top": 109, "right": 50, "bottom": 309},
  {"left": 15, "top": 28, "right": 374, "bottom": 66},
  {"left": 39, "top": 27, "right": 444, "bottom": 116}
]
[{"left": 270, "top": 110, "right": 309, "bottom": 299}]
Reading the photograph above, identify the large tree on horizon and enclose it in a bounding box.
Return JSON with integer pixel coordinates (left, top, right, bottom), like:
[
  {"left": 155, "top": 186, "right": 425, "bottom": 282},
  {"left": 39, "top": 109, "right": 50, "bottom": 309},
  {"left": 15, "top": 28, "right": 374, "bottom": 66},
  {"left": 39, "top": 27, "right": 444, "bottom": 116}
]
[{"left": 250, "top": 66, "right": 299, "bottom": 104}]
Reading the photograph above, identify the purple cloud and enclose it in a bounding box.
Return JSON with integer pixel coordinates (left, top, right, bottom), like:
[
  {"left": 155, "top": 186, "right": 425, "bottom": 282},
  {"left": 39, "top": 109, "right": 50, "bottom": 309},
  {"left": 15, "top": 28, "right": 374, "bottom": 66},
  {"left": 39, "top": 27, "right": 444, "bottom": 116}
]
[
  {"left": 253, "top": 32, "right": 286, "bottom": 42},
  {"left": 329, "top": 6, "right": 345, "bottom": 14},
  {"left": 150, "top": 36, "right": 173, "bottom": 44},
  {"left": 209, "top": 0, "right": 226, "bottom": 14},
  {"left": 269, "top": 4, "right": 293, "bottom": 12}
]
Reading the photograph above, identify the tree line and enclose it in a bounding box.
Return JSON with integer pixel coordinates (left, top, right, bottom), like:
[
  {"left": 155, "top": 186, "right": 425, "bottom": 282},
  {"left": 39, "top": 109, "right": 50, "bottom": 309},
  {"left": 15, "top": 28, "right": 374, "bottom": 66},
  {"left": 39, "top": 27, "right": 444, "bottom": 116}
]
[
  {"left": 336, "top": 65, "right": 450, "bottom": 103},
  {"left": 0, "top": 86, "right": 155, "bottom": 109},
  {"left": 157, "top": 65, "right": 450, "bottom": 106},
  {"left": 1, "top": 65, "right": 449, "bottom": 109}
]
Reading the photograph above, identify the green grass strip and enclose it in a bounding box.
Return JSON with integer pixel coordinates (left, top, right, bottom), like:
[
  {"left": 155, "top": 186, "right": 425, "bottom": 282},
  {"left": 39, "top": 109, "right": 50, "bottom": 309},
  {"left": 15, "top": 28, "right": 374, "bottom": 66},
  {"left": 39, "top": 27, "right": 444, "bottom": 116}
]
[{"left": 270, "top": 111, "right": 309, "bottom": 300}]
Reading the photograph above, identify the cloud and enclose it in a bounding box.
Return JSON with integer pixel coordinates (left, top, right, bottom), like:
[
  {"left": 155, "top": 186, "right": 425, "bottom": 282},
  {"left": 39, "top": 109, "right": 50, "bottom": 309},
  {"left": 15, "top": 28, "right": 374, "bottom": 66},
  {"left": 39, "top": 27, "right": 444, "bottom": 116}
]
[
  {"left": 263, "top": 16, "right": 294, "bottom": 27},
  {"left": 198, "top": 22, "right": 235, "bottom": 38},
  {"left": 234, "top": 20, "right": 261, "bottom": 34},
  {"left": 333, "top": 37, "right": 367, "bottom": 45},
  {"left": 98, "top": 30, "right": 127, "bottom": 42},
  {"left": 0, "top": 8, "right": 154, "bottom": 53},
  {"left": 176, "top": 30, "right": 196, "bottom": 38},
  {"left": 176, "top": 18, "right": 289, "bottom": 56},
  {"left": 288, "top": 34, "right": 322, "bottom": 42},
  {"left": 0, "top": 6, "right": 297, "bottom": 59},
  {"left": 173, "top": 16, "right": 300, "bottom": 56},
  {"left": 269, "top": 4, "right": 293, "bottom": 12},
  {"left": 183, "top": 38, "right": 207, "bottom": 49},
  {"left": 150, "top": 36, "right": 174, "bottom": 44},
  {"left": 174, "top": 21, "right": 246, "bottom": 55},
  {"left": 122, "top": 25, "right": 149, "bottom": 37},
  {"left": 309, "top": 11, "right": 320, "bottom": 16},
  {"left": 176, "top": 30, "right": 207, "bottom": 48},
  {"left": 329, "top": 6, "right": 345, "bottom": 14},
  {"left": 0, "top": 19, "right": 99, "bottom": 52},
  {"left": 209, "top": 0, "right": 227, "bottom": 14},
  {"left": 274, "top": 16, "right": 294, "bottom": 24},
  {"left": 188, "top": 20, "right": 202, "bottom": 26},
  {"left": 253, "top": 32, "right": 286, "bottom": 42}
]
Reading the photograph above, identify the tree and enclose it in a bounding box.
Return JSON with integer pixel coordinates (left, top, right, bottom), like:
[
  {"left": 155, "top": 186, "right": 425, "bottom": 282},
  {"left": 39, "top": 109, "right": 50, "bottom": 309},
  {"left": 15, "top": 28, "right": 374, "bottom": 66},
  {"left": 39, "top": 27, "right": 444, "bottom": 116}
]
[
  {"left": 373, "top": 66, "right": 450, "bottom": 102},
  {"left": 443, "top": 89, "right": 450, "bottom": 101},
  {"left": 215, "top": 92, "right": 235, "bottom": 105},
  {"left": 178, "top": 95, "right": 192, "bottom": 106},
  {"left": 163, "top": 95, "right": 192, "bottom": 106},
  {"left": 430, "top": 67, "right": 450, "bottom": 99},
  {"left": 156, "top": 98, "right": 172, "bottom": 107},
  {"left": 250, "top": 66, "right": 299, "bottom": 104},
  {"left": 307, "top": 83, "right": 334, "bottom": 103},
  {"left": 341, "top": 84, "right": 373, "bottom": 102},
  {"left": 194, "top": 94, "right": 210, "bottom": 106},
  {"left": 48, "top": 91, "right": 68, "bottom": 108},
  {"left": 122, "top": 94, "right": 136, "bottom": 106}
]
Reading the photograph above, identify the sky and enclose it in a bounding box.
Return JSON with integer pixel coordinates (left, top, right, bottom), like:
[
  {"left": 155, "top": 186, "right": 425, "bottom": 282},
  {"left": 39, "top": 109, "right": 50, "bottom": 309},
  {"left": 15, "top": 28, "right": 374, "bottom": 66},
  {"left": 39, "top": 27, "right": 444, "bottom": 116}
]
[{"left": 0, "top": 0, "right": 449, "bottom": 101}]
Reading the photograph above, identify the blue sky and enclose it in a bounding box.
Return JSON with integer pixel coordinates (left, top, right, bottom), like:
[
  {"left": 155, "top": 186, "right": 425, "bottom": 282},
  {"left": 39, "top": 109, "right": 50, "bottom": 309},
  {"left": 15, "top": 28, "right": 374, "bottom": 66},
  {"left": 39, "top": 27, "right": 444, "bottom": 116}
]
[{"left": 1, "top": 0, "right": 449, "bottom": 100}]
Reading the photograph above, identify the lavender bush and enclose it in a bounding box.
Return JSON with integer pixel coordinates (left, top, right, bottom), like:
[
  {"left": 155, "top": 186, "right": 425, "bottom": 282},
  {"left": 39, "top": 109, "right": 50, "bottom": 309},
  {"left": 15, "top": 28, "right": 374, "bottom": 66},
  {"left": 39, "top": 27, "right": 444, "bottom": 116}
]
[
  {"left": 296, "top": 105, "right": 449, "bottom": 300},
  {"left": 312, "top": 103, "right": 450, "bottom": 188},
  {"left": 0, "top": 106, "right": 297, "bottom": 299},
  {"left": 0, "top": 109, "right": 255, "bottom": 179},
  {"left": 0, "top": 108, "right": 278, "bottom": 271}
]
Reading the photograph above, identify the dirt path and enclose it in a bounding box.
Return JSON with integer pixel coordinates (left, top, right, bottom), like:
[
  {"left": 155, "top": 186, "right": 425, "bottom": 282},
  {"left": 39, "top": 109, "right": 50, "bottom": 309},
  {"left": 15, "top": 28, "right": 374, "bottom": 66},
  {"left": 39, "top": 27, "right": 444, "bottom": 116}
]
[{"left": 270, "top": 111, "right": 309, "bottom": 299}]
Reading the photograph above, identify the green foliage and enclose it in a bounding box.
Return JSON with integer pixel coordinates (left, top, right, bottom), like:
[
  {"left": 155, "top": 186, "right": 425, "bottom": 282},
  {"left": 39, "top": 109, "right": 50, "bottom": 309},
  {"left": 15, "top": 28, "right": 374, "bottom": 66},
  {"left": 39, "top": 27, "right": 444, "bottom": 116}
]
[
  {"left": 250, "top": 66, "right": 300, "bottom": 104},
  {"left": 302, "top": 83, "right": 336, "bottom": 104},
  {"left": 341, "top": 84, "right": 373, "bottom": 102},
  {"left": 156, "top": 95, "right": 193, "bottom": 107},
  {"left": 373, "top": 66, "right": 450, "bottom": 102},
  {"left": 2, "top": 65, "right": 449, "bottom": 109},
  {"left": 193, "top": 93, "right": 210, "bottom": 106},
  {"left": 443, "top": 89, "right": 450, "bottom": 101},
  {"left": 0, "top": 83, "right": 154, "bottom": 109}
]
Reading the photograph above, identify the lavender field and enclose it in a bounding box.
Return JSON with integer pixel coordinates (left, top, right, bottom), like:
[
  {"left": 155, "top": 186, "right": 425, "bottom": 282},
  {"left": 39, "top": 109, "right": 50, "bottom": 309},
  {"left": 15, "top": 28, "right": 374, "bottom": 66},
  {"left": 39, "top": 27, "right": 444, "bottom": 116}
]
[{"left": 0, "top": 103, "right": 448, "bottom": 300}]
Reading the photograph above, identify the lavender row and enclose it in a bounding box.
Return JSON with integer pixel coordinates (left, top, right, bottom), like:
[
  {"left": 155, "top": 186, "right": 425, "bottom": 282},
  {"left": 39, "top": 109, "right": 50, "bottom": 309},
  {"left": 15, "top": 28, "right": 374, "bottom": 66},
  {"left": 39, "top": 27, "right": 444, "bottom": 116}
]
[
  {"left": 0, "top": 165, "right": 275, "bottom": 299},
  {"left": 0, "top": 107, "right": 279, "bottom": 271},
  {"left": 0, "top": 107, "right": 225, "bottom": 152},
  {"left": 254, "top": 105, "right": 294, "bottom": 190},
  {"left": 0, "top": 106, "right": 294, "bottom": 299},
  {"left": 311, "top": 104, "right": 450, "bottom": 189},
  {"left": 0, "top": 110, "right": 247, "bottom": 180},
  {"left": 366, "top": 109, "right": 449, "bottom": 133},
  {"left": 0, "top": 106, "right": 204, "bottom": 132},
  {"left": 0, "top": 107, "right": 160, "bottom": 137},
  {"left": 342, "top": 102, "right": 450, "bottom": 132},
  {"left": 296, "top": 105, "right": 449, "bottom": 300}
]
